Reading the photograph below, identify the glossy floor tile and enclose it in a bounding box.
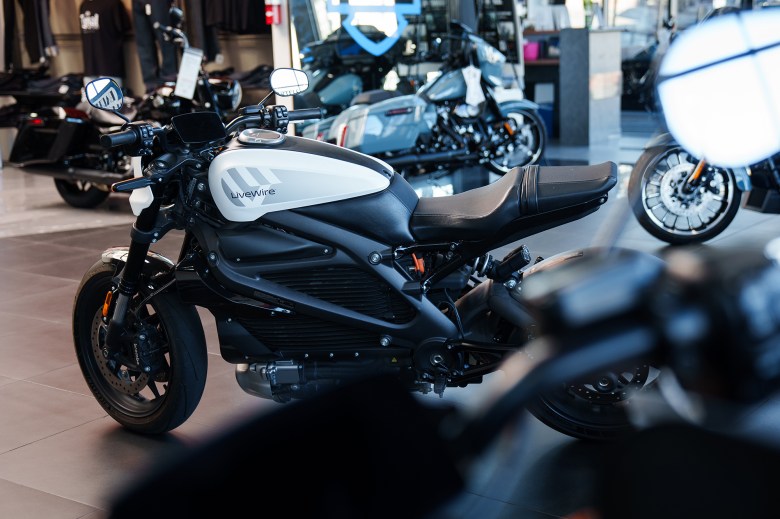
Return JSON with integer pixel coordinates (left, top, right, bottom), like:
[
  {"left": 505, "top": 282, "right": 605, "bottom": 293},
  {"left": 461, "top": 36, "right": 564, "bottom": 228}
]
[{"left": 0, "top": 111, "right": 779, "bottom": 518}]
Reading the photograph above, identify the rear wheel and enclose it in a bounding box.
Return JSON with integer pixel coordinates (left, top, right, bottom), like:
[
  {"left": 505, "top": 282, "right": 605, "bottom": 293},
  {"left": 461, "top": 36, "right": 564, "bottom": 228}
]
[
  {"left": 627, "top": 145, "right": 742, "bottom": 244},
  {"left": 73, "top": 260, "right": 208, "bottom": 434},
  {"left": 54, "top": 179, "right": 111, "bottom": 208},
  {"left": 487, "top": 104, "right": 547, "bottom": 174},
  {"left": 527, "top": 363, "right": 657, "bottom": 441}
]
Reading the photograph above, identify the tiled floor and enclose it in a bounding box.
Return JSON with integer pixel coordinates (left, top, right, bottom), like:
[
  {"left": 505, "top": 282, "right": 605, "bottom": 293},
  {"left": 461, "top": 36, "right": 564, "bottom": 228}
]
[{"left": 1, "top": 112, "right": 779, "bottom": 518}]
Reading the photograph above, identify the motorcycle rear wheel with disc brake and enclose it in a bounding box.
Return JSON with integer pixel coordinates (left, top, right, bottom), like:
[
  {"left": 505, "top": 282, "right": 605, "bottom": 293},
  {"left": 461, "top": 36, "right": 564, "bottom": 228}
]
[{"left": 526, "top": 362, "right": 658, "bottom": 440}]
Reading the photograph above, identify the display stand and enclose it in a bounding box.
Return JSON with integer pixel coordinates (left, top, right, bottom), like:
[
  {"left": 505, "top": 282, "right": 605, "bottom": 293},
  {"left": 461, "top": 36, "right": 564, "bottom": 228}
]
[{"left": 558, "top": 28, "right": 622, "bottom": 146}]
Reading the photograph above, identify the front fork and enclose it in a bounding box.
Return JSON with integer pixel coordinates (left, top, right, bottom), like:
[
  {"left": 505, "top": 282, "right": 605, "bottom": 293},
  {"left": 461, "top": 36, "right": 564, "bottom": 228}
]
[
  {"left": 103, "top": 191, "right": 166, "bottom": 354},
  {"left": 682, "top": 158, "right": 707, "bottom": 193}
]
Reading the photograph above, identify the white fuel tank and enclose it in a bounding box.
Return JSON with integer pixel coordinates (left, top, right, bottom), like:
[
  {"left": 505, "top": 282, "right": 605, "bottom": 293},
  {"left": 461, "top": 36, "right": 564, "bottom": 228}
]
[{"left": 208, "top": 130, "right": 393, "bottom": 222}]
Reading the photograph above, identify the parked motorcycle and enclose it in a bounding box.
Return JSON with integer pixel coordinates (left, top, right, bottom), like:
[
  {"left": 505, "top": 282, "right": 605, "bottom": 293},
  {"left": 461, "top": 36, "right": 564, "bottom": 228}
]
[
  {"left": 0, "top": 66, "right": 84, "bottom": 128},
  {"left": 627, "top": 134, "right": 780, "bottom": 245},
  {"left": 292, "top": 24, "right": 411, "bottom": 123},
  {"left": 69, "top": 69, "right": 653, "bottom": 440},
  {"left": 302, "top": 21, "right": 547, "bottom": 177},
  {"left": 7, "top": 7, "right": 240, "bottom": 209}
]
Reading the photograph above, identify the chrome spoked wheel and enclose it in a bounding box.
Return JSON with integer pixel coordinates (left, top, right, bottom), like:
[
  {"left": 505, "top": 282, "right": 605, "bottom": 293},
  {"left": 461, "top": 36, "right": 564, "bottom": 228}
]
[
  {"left": 488, "top": 105, "right": 547, "bottom": 174},
  {"left": 628, "top": 145, "right": 741, "bottom": 244}
]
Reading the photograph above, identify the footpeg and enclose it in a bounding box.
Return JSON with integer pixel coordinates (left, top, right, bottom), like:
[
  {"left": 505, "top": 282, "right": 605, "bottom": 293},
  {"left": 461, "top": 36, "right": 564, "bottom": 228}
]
[{"left": 487, "top": 244, "right": 532, "bottom": 281}]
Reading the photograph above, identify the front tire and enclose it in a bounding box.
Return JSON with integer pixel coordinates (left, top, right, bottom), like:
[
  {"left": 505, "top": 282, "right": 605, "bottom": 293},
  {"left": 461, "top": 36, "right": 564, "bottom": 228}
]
[
  {"left": 54, "top": 179, "right": 111, "bottom": 208},
  {"left": 487, "top": 104, "right": 547, "bottom": 174},
  {"left": 72, "top": 259, "right": 208, "bottom": 434},
  {"left": 627, "top": 145, "right": 741, "bottom": 244}
]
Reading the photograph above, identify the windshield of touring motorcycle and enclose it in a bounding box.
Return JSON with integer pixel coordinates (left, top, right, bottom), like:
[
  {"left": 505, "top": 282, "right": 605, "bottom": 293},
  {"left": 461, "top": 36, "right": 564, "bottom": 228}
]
[{"left": 471, "top": 33, "right": 506, "bottom": 88}]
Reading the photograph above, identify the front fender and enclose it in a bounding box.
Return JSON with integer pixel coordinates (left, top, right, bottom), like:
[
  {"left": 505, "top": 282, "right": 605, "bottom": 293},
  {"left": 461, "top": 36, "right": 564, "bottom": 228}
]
[
  {"left": 645, "top": 132, "right": 677, "bottom": 149},
  {"left": 495, "top": 97, "right": 540, "bottom": 112},
  {"left": 645, "top": 134, "right": 752, "bottom": 191},
  {"left": 101, "top": 247, "right": 176, "bottom": 282}
]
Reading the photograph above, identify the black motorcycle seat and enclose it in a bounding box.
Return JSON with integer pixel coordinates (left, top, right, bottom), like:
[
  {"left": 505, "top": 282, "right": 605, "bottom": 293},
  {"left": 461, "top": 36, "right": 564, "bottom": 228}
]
[{"left": 410, "top": 162, "right": 617, "bottom": 242}]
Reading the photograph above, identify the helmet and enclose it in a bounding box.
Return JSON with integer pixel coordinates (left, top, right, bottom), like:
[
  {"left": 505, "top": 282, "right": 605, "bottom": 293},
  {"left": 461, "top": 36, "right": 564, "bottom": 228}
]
[{"left": 210, "top": 77, "right": 242, "bottom": 112}]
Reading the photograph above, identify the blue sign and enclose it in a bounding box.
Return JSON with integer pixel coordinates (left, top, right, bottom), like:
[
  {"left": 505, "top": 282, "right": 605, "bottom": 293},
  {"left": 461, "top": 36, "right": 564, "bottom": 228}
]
[{"left": 327, "top": 0, "right": 421, "bottom": 56}]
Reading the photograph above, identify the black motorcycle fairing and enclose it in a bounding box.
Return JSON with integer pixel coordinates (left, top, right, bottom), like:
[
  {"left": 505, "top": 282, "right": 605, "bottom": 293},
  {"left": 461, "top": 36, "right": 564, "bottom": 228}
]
[
  {"left": 410, "top": 162, "right": 616, "bottom": 242},
  {"left": 183, "top": 214, "right": 459, "bottom": 350},
  {"left": 292, "top": 173, "right": 419, "bottom": 245}
]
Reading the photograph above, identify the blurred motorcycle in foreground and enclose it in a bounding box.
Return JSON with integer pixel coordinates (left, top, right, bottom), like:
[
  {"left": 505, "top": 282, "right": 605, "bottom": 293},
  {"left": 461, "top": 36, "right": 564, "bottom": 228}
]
[{"left": 102, "top": 239, "right": 780, "bottom": 519}]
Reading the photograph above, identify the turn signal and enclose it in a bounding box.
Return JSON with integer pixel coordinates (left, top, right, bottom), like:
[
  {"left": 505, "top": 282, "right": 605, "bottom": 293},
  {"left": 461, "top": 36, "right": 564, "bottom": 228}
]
[{"left": 102, "top": 291, "right": 113, "bottom": 318}]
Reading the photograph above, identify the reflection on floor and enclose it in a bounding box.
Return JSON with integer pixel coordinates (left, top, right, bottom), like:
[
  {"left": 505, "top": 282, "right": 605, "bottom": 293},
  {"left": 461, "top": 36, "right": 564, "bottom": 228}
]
[{"left": 1, "top": 111, "right": 780, "bottom": 518}]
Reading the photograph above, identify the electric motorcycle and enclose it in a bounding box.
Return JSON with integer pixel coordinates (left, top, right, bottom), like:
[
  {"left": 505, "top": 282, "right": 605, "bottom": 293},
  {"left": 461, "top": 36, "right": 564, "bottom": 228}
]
[
  {"left": 72, "top": 68, "right": 657, "bottom": 440},
  {"left": 627, "top": 133, "right": 780, "bottom": 244},
  {"left": 302, "top": 21, "right": 547, "bottom": 177},
  {"left": 7, "top": 8, "right": 240, "bottom": 210}
]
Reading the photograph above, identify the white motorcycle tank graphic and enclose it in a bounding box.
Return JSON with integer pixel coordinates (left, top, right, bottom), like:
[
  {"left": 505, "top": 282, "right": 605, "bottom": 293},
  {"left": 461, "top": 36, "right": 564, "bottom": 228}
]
[{"left": 209, "top": 130, "right": 393, "bottom": 222}]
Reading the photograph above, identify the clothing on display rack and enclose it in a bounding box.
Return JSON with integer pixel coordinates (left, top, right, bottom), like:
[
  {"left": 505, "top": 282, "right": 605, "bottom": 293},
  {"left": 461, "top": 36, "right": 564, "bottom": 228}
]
[
  {"left": 205, "top": 0, "right": 269, "bottom": 35},
  {"left": 79, "top": 0, "right": 132, "bottom": 80},
  {"left": 184, "top": 0, "right": 221, "bottom": 63},
  {"left": 19, "top": 0, "right": 58, "bottom": 64},
  {"left": 132, "top": 0, "right": 179, "bottom": 91}
]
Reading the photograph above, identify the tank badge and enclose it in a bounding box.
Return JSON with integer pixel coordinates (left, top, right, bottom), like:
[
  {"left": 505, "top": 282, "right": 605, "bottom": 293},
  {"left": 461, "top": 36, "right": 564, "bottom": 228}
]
[{"left": 221, "top": 166, "right": 280, "bottom": 207}]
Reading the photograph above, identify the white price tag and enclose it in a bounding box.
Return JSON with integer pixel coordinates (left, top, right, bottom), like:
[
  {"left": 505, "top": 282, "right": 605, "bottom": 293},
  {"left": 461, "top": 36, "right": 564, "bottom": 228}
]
[
  {"left": 463, "top": 65, "right": 486, "bottom": 107},
  {"left": 173, "top": 47, "right": 204, "bottom": 100}
]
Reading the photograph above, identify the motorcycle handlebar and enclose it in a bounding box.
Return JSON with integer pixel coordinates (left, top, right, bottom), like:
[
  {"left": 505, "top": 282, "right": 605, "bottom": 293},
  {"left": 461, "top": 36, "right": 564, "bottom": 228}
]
[
  {"left": 288, "top": 107, "right": 325, "bottom": 121},
  {"left": 99, "top": 128, "right": 138, "bottom": 149}
]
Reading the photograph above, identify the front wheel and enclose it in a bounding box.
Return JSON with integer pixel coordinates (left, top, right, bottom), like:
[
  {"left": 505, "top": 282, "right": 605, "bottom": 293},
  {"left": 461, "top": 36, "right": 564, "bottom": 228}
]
[
  {"left": 54, "top": 179, "right": 111, "bottom": 208},
  {"left": 72, "top": 259, "right": 208, "bottom": 434},
  {"left": 627, "top": 145, "right": 742, "bottom": 244},
  {"left": 487, "top": 104, "right": 547, "bottom": 174}
]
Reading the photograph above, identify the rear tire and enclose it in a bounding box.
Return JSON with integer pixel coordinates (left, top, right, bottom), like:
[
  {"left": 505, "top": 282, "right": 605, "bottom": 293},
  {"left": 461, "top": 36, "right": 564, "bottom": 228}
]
[
  {"left": 487, "top": 103, "right": 547, "bottom": 174},
  {"left": 527, "top": 363, "right": 657, "bottom": 441},
  {"left": 73, "top": 259, "right": 208, "bottom": 434},
  {"left": 54, "top": 179, "right": 111, "bottom": 208}
]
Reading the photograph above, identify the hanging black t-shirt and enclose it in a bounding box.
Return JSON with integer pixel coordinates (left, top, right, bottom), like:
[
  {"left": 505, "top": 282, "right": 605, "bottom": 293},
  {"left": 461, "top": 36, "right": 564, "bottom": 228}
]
[
  {"left": 79, "top": 0, "right": 131, "bottom": 77},
  {"left": 205, "top": 0, "right": 268, "bottom": 35}
]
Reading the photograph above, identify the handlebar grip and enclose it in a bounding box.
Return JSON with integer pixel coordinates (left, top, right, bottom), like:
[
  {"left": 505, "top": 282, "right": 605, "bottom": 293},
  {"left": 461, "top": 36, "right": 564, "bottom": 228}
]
[
  {"left": 99, "top": 128, "right": 138, "bottom": 149},
  {"left": 288, "top": 107, "right": 324, "bottom": 121}
]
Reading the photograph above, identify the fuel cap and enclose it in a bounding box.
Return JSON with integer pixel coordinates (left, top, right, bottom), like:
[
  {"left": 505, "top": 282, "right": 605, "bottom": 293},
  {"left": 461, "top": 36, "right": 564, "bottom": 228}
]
[{"left": 237, "top": 128, "right": 285, "bottom": 145}]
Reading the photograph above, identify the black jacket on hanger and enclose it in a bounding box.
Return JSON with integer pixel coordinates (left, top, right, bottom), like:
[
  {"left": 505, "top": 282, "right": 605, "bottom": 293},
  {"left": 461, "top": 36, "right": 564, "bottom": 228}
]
[
  {"left": 184, "top": 0, "right": 221, "bottom": 62},
  {"left": 205, "top": 0, "right": 268, "bottom": 35},
  {"left": 18, "top": 0, "right": 58, "bottom": 64},
  {"left": 132, "top": 0, "right": 179, "bottom": 89},
  {"left": 79, "top": 0, "right": 131, "bottom": 78}
]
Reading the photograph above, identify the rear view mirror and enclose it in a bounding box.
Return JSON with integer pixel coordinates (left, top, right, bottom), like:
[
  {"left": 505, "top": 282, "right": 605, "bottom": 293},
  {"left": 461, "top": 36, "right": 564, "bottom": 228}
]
[
  {"left": 85, "top": 78, "right": 124, "bottom": 111},
  {"left": 269, "top": 68, "right": 309, "bottom": 96}
]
